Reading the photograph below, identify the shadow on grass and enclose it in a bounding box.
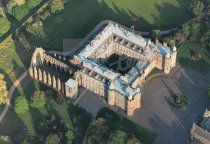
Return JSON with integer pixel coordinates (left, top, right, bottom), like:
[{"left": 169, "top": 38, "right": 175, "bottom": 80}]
[
  {"left": 179, "top": 57, "right": 210, "bottom": 75},
  {"left": 23, "top": 0, "right": 193, "bottom": 51}
]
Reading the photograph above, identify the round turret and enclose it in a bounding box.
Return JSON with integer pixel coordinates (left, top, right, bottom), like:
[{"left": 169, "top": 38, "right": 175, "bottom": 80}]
[
  {"left": 128, "top": 95, "right": 133, "bottom": 101},
  {"left": 165, "top": 53, "right": 171, "bottom": 59},
  {"left": 109, "top": 82, "right": 115, "bottom": 90},
  {"left": 173, "top": 45, "right": 177, "bottom": 52},
  {"left": 135, "top": 87, "right": 141, "bottom": 93}
]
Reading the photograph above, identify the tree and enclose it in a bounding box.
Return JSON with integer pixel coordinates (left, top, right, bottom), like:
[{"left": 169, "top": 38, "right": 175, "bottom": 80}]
[
  {"left": 45, "top": 134, "right": 60, "bottom": 144},
  {"left": 0, "top": 136, "right": 13, "bottom": 144},
  {"left": 163, "top": 37, "right": 175, "bottom": 47},
  {"left": 14, "top": 96, "right": 29, "bottom": 114},
  {"left": 0, "top": 6, "right": 6, "bottom": 17},
  {"left": 65, "top": 130, "right": 74, "bottom": 144},
  {"left": 201, "top": 30, "right": 210, "bottom": 48},
  {"left": 190, "top": 21, "right": 202, "bottom": 40},
  {"left": 152, "top": 29, "right": 161, "bottom": 40},
  {"left": 15, "top": 0, "right": 26, "bottom": 6},
  {"left": 0, "top": 17, "right": 10, "bottom": 36},
  {"left": 31, "top": 90, "right": 46, "bottom": 108},
  {"left": 0, "top": 74, "right": 8, "bottom": 105},
  {"left": 107, "top": 130, "right": 127, "bottom": 144},
  {"left": 190, "top": 0, "right": 205, "bottom": 15},
  {"left": 49, "top": 0, "right": 64, "bottom": 13},
  {"left": 87, "top": 118, "right": 110, "bottom": 144},
  {"left": 181, "top": 25, "right": 191, "bottom": 38},
  {"left": 20, "top": 140, "right": 31, "bottom": 144}
]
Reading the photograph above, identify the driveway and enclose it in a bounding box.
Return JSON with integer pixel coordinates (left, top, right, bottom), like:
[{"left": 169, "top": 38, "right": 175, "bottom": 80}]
[{"left": 130, "top": 65, "right": 210, "bottom": 144}]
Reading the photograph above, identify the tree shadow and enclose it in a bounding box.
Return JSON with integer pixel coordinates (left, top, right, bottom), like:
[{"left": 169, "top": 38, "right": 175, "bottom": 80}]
[
  {"left": 22, "top": 0, "right": 194, "bottom": 51},
  {"left": 179, "top": 57, "right": 210, "bottom": 75},
  {"left": 151, "top": 1, "right": 193, "bottom": 30}
]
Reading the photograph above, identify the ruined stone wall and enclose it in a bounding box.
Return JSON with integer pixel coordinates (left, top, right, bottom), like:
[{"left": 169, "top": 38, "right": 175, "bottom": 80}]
[
  {"left": 29, "top": 66, "right": 65, "bottom": 95},
  {"left": 44, "top": 55, "right": 71, "bottom": 73}
]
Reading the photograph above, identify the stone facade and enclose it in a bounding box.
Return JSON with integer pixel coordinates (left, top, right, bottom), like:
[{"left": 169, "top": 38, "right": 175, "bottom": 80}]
[
  {"left": 29, "top": 21, "right": 177, "bottom": 116},
  {"left": 65, "top": 78, "right": 78, "bottom": 100}
]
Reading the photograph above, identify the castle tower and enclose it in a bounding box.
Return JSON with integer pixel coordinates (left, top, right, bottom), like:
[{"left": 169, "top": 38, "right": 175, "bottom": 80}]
[
  {"left": 127, "top": 93, "right": 141, "bottom": 116},
  {"left": 65, "top": 78, "right": 78, "bottom": 100},
  {"left": 163, "top": 53, "right": 171, "bottom": 74},
  {"left": 171, "top": 45, "right": 177, "bottom": 68},
  {"left": 108, "top": 82, "right": 115, "bottom": 106}
]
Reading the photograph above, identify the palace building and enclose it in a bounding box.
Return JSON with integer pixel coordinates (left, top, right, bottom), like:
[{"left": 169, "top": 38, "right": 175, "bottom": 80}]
[{"left": 29, "top": 21, "right": 177, "bottom": 116}]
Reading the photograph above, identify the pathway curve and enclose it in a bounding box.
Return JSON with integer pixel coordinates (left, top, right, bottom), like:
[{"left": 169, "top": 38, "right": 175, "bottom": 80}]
[{"left": 0, "top": 69, "right": 29, "bottom": 122}]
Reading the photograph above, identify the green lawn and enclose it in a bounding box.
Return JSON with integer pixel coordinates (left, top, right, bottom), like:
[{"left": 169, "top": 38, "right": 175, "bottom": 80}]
[
  {"left": 147, "top": 68, "right": 162, "bottom": 78},
  {"left": 8, "top": 0, "right": 43, "bottom": 21},
  {"left": 27, "top": 0, "right": 193, "bottom": 51},
  {"left": 0, "top": 37, "right": 32, "bottom": 87},
  {"left": 177, "top": 41, "right": 210, "bottom": 74}
]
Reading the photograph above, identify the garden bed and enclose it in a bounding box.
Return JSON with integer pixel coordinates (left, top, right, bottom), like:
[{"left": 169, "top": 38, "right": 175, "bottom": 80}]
[{"left": 168, "top": 93, "right": 188, "bottom": 108}]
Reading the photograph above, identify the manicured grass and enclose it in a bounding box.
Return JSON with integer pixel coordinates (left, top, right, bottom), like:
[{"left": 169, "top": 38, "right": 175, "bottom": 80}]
[
  {"left": 147, "top": 67, "right": 162, "bottom": 78},
  {"left": 9, "top": 0, "right": 43, "bottom": 21},
  {"left": 177, "top": 41, "right": 210, "bottom": 74},
  {"left": 97, "top": 108, "right": 157, "bottom": 144},
  {"left": 27, "top": 0, "right": 193, "bottom": 51}
]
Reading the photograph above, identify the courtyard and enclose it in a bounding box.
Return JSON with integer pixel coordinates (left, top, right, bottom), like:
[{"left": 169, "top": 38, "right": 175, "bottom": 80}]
[{"left": 75, "top": 87, "right": 108, "bottom": 117}]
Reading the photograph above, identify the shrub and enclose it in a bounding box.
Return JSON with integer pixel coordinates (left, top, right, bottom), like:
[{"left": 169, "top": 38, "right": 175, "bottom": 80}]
[
  {"left": 168, "top": 94, "right": 187, "bottom": 108},
  {"left": 190, "top": 0, "right": 205, "bottom": 15},
  {"left": 14, "top": 96, "right": 29, "bottom": 114},
  {"left": 31, "top": 90, "right": 46, "bottom": 108},
  {"left": 12, "top": 5, "right": 30, "bottom": 20},
  {"left": 0, "top": 17, "right": 10, "bottom": 36}
]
